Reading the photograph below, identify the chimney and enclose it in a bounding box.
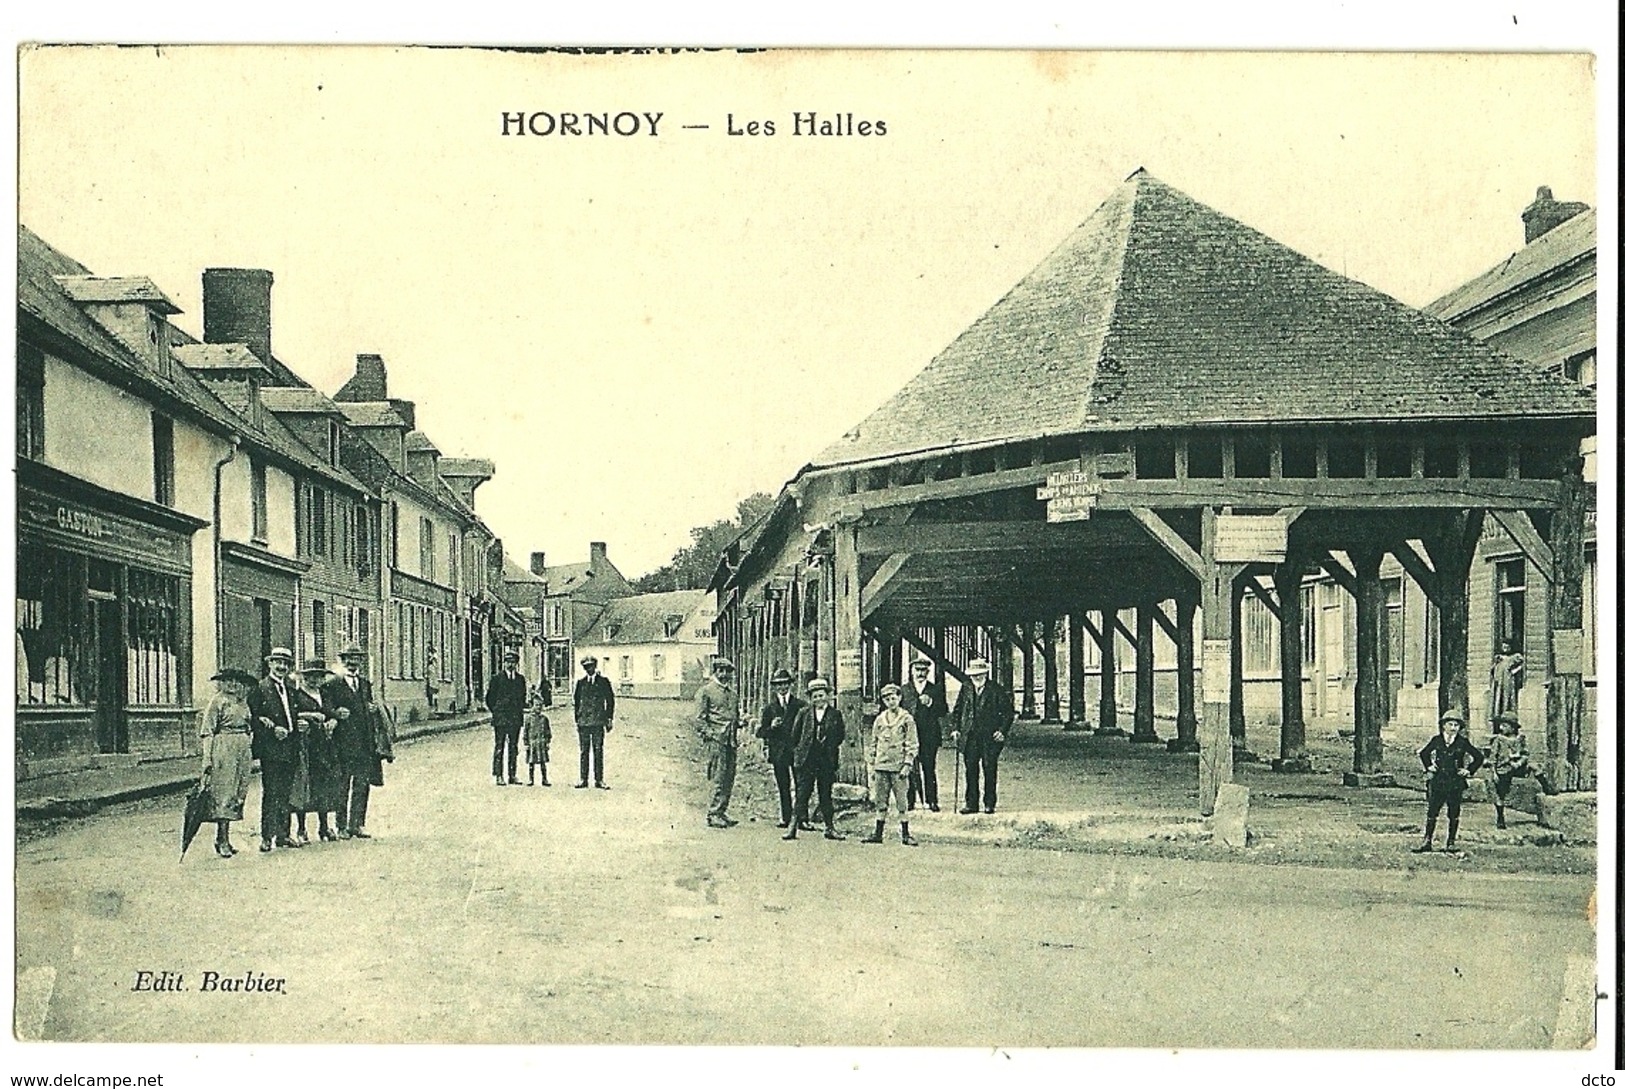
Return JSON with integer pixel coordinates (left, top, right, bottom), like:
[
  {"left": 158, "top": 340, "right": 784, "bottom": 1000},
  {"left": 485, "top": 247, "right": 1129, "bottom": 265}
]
[
  {"left": 336, "top": 353, "right": 389, "bottom": 402},
  {"left": 202, "top": 268, "right": 274, "bottom": 364},
  {"left": 530, "top": 551, "right": 546, "bottom": 576},
  {"left": 1521, "top": 186, "right": 1590, "bottom": 244},
  {"left": 590, "top": 542, "right": 608, "bottom": 564}
]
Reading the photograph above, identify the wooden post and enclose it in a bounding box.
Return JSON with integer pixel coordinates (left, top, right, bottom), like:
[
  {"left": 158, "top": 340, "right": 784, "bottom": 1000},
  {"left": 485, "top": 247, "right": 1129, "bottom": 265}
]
[
  {"left": 832, "top": 522, "right": 865, "bottom": 785},
  {"left": 1169, "top": 592, "right": 1199, "bottom": 752},
  {"left": 1131, "top": 602, "right": 1160, "bottom": 743},
  {"left": 1229, "top": 577, "right": 1254, "bottom": 761},
  {"left": 1019, "top": 621, "right": 1038, "bottom": 718},
  {"left": 1273, "top": 555, "right": 1312, "bottom": 772},
  {"left": 1344, "top": 544, "right": 1395, "bottom": 787},
  {"left": 816, "top": 561, "right": 834, "bottom": 685},
  {"left": 996, "top": 626, "right": 1015, "bottom": 695},
  {"left": 1041, "top": 618, "right": 1062, "bottom": 722},
  {"left": 1066, "top": 612, "right": 1086, "bottom": 727},
  {"left": 1198, "top": 508, "right": 1238, "bottom": 814},
  {"left": 1097, "top": 609, "right": 1122, "bottom": 736},
  {"left": 1545, "top": 461, "right": 1587, "bottom": 790},
  {"left": 1424, "top": 511, "right": 1484, "bottom": 731}
]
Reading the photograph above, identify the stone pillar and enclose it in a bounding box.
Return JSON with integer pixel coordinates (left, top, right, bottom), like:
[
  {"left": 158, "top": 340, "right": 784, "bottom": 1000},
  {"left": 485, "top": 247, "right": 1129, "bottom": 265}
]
[
  {"left": 1097, "top": 609, "right": 1122, "bottom": 737},
  {"left": 1131, "top": 603, "right": 1160, "bottom": 742},
  {"left": 1169, "top": 592, "right": 1199, "bottom": 752},
  {"left": 1546, "top": 462, "right": 1587, "bottom": 790},
  {"left": 1345, "top": 544, "right": 1395, "bottom": 787},
  {"left": 1041, "top": 618, "right": 1062, "bottom": 722},
  {"left": 1066, "top": 612, "right": 1087, "bottom": 728},
  {"left": 1198, "top": 508, "right": 1238, "bottom": 815},
  {"left": 1273, "top": 555, "right": 1312, "bottom": 772}
]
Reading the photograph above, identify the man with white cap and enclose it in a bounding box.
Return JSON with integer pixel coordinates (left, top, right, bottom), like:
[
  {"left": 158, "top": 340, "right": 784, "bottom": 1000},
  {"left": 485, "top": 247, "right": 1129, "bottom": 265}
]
[
  {"left": 248, "top": 647, "right": 303, "bottom": 852},
  {"left": 950, "top": 657, "right": 1014, "bottom": 815}
]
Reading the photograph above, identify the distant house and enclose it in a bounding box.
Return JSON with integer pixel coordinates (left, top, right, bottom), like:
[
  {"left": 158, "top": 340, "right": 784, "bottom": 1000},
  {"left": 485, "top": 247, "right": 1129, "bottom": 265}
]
[
  {"left": 518, "top": 544, "right": 635, "bottom": 688},
  {"left": 574, "top": 590, "right": 717, "bottom": 699}
]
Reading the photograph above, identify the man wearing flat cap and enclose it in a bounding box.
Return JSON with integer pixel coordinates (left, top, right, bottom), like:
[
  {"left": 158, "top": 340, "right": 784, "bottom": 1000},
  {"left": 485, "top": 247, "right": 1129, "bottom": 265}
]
[
  {"left": 783, "top": 676, "right": 846, "bottom": 841},
  {"left": 485, "top": 649, "right": 529, "bottom": 786},
  {"left": 694, "top": 657, "right": 744, "bottom": 827},
  {"left": 757, "top": 667, "right": 805, "bottom": 828},
  {"left": 574, "top": 655, "right": 615, "bottom": 788},
  {"left": 248, "top": 647, "right": 303, "bottom": 852},
  {"left": 951, "top": 657, "right": 1014, "bottom": 815}
]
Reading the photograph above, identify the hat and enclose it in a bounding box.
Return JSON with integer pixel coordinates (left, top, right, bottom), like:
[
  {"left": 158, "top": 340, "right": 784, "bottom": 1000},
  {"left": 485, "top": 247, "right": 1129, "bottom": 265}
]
[
  {"left": 770, "top": 668, "right": 793, "bottom": 685},
  {"left": 966, "top": 657, "right": 991, "bottom": 676},
  {"left": 1439, "top": 707, "right": 1467, "bottom": 727},
  {"left": 879, "top": 682, "right": 902, "bottom": 697},
  {"left": 1492, "top": 708, "right": 1521, "bottom": 729},
  {"left": 265, "top": 647, "right": 294, "bottom": 663},
  {"left": 503, "top": 649, "right": 520, "bottom": 662},
  {"left": 338, "top": 642, "right": 365, "bottom": 660},
  {"left": 580, "top": 654, "right": 598, "bottom": 666},
  {"left": 910, "top": 658, "right": 932, "bottom": 671},
  {"left": 300, "top": 658, "right": 328, "bottom": 674},
  {"left": 805, "top": 677, "right": 829, "bottom": 693},
  {"left": 211, "top": 668, "right": 257, "bottom": 687},
  {"left": 712, "top": 656, "right": 736, "bottom": 672}
]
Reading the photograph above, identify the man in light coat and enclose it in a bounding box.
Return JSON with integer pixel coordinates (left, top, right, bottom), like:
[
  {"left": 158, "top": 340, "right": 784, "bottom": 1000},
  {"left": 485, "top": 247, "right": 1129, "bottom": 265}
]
[
  {"left": 694, "top": 657, "right": 743, "bottom": 828},
  {"left": 950, "top": 657, "right": 1014, "bottom": 815}
]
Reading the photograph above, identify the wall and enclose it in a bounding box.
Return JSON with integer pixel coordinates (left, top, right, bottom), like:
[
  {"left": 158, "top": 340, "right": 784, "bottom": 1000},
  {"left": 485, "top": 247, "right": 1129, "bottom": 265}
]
[{"left": 42, "top": 356, "right": 156, "bottom": 499}]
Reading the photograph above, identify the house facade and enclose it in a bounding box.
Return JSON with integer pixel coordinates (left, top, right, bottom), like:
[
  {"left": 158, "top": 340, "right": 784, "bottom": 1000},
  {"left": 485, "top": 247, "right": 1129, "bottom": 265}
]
[
  {"left": 527, "top": 543, "right": 635, "bottom": 689},
  {"left": 574, "top": 590, "right": 717, "bottom": 700}
]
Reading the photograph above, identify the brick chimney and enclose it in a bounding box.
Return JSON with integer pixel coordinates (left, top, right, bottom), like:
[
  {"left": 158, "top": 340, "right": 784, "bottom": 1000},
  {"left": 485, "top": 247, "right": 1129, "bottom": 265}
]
[
  {"left": 590, "top": 542, "right": 608, "bottom": 564},
  {"left": 530, "top": 551, "right": 546, "bottom": 576},
  {"left": 202, "top": 268, "right": 274, "bottom": 364},
  {"left": 1521, "top": 186, "right": 1590, "bottom": 244},
  {"left": 336, "top": 353, "right": 389, "bottom": 402}
]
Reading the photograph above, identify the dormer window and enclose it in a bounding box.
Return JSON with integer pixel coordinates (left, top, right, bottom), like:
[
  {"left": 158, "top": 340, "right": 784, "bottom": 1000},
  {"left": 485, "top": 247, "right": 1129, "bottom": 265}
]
[
  {"left": 605, "top": 623, "right": 623, "bottom": 640},
  {"left": 329, "top": 420, "right": 341, "bottom": 465}
]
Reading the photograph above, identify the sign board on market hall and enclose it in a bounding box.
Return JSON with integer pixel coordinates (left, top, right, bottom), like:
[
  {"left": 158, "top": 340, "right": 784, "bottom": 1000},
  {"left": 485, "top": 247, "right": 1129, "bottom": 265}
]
[
  {"left": 1038, "top": 468, "right": 1099, "bottom": 522},
  {"left": 1213, "top": 514, "right": 1289, "bottom": 563}
]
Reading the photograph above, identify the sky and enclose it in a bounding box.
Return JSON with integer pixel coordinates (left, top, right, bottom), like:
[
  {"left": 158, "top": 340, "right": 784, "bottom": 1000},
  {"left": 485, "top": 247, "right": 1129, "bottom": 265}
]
[{"left": 17, "top": 47, "right": 1600, "bottom": 579}]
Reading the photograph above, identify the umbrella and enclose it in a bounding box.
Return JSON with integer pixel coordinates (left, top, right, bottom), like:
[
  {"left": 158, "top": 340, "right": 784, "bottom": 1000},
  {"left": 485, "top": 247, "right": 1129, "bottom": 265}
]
[{"left": 180, "top": 781, "right": 214, "bottom": 860}]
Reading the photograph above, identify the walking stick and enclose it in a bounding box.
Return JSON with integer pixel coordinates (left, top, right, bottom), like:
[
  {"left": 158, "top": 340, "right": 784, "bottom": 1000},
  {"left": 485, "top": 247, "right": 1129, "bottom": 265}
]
[{"left": 954, "top": 737, "right": 962, "bottom": 812}]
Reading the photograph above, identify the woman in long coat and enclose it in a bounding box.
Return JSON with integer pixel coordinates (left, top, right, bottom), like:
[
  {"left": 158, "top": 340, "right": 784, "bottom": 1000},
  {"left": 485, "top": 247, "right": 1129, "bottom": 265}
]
[
  {"left": 197, "top": 669, "right": 258, "bottom": 858},
  {"left": 295, "top": 659, "right": 345, "bottom": 841}
]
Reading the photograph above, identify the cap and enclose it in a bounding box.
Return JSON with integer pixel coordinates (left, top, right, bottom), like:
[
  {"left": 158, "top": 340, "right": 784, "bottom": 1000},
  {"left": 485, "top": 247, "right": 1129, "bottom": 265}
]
[
  {"left": 1439, "top": 707, "right": 1468, "bottom": 727},
  {"left": 770, "top": 668, "right": 793, "bottom": 685},
  {"left": 300, "top": 658, "right": 328, "bottom": 674},
  {"left": 910, "top": 658, "right": 932, "bottom": 671},
  {"left": 1492, "top": 708, "right": 1521, "bottom": 729},
  {"left": 580, "top": 655, "right": 598, "bottom": 666},
  {"left": 965, "top": 657, "right": 991, "bottom": 675},
  {"left": 265, "top": 647, "right": 294, "bottom": 663},
  {"left": 711, "top": 656, "right": 736, "bottom": 672},
  {"left": 879, "top": 682, "right": 902, "bottom": 697},
  {"left": 502, "top": 649, "right": 520, "bottom": 661},
  {"left": 338, "top": 642, "right": 365, "bottom": 660},
  {"left": 805, "top": 677, "right": 829, "bottom": 693}
]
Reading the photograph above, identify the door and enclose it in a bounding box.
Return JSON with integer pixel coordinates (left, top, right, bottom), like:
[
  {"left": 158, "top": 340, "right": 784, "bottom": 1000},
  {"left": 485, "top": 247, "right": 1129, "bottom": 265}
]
[{"left": 88, "top": 560, "right": 127, "bottom": 754}]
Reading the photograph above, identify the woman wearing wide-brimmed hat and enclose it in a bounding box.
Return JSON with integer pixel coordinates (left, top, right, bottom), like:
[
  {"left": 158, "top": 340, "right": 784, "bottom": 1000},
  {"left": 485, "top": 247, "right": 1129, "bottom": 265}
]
[{"left": 196, "top": 668, "right": 259, "bottom": 858}]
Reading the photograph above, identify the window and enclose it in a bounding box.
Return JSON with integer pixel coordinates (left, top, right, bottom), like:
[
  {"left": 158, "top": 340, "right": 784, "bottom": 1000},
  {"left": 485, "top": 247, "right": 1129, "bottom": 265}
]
[
  {"left": 16, "top": 546, "right": 86, "bottom": 706},
  {"left": 310, "top": 487, "right": 328, "bottom": 556},
  {"left": 1383, "top": 578, "right": 1403, "bottom": 683},
  {"left": 251, "top": 460, "right": 269, "bottom": 542},
  {"left": 254, "top": 598, "right": 274, "bottom": 663},
  {"left": 328, "top": 420, "right": 341, "bottom": 465},
  {"left": 651, "top": 654, "right": 666, "bottom": 681},
  {"left": 1242, "top": 592, "right": 1277, "bottom": 674},
  {"left": 619, "top": 655, "right": 632, "bottom": 681},
  {"left": 1321, "top": 590, "right": 1344, "bottom": 678},
  {"left": 1563, "top": 350, "right": 1597, "bottom": 388},
  {"left": 389, "top": 503, "right": 400, "bottom": 568},
  {"left": 420, "top": 517, "right": 436, "bottom": 581},
  {"left": 448, "top": 533, "right": 461, "bottom": 590},
  {"left": 551, "top": 602, "right": 565, "bottom": 633},
  {"left": 1495, "top": 559, "right": 1527, "bottom": 656},
  {"left": 1300, "top": 582, "right": 1317, "bottom": 665},
  {"left": 357, "top": 609, "right": 371, "bottom": 672},
  {"left": 151, "top": 414, "right": 175, "bottom": 507},
  {"left": 1422, "top": 598, "right": 1440, "bottom": 685},
  {"left": 356, "top": 504, "right": 374, "bottom": 578},
  {"left": 310, "top": 598, "right": 326, "bottom": 659},
  {"left": 18, "top": 343, "right": 45, "bottom": 460},
  {"left": 126, "top": 569, "right": 181, "bottom": 706}
]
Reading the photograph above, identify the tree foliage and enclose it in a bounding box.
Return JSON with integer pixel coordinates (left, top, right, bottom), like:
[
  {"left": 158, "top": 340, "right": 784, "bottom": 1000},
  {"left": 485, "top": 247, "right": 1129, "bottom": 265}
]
[{"left": 632, "top": 492, "right": 775, "bottom": 593}]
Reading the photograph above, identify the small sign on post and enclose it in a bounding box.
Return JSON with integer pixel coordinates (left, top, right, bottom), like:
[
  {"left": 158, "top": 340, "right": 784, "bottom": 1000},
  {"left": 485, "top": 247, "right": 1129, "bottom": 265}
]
[
  {"left": 1214, "top": 514, "right": 1289, "bottom": 563},
  {"left": 1038, "top": 465, "right": 1100, "bottom": 523}
]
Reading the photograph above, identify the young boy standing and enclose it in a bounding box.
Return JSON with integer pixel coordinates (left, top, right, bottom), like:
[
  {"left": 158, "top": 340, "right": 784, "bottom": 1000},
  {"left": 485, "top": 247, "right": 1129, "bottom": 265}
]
[{"left": 863, "top": 683, "right": 919, "bottom": 846}]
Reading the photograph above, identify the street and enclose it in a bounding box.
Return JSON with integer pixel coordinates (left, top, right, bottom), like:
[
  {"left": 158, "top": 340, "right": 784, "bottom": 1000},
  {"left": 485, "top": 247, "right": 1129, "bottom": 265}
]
[{"left": 14, "top": 698, "right": 1594, "bottom": 1048}]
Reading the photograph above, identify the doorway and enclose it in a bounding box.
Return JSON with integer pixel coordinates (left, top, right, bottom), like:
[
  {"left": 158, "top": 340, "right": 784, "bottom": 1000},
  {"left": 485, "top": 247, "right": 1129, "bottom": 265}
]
[{"left": 88, "top": 560, "right": 127, "bottom": 754}]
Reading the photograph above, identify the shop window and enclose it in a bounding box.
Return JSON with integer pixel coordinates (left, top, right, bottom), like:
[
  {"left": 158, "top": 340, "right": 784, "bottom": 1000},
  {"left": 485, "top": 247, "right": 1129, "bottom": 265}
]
[
  {"left": 251, "top": 460, "right": 269, "bottom": 542},
  {"left": 17, "top": 343, "right": 45, "bottom": 461},
  {"left": 152, "top": 414, "right": 175, "bottom": 507},
  {"left": 1495, "top": 559, "right": 1526, "bottom": 657},
  {"left": 16, "top": 547, "right": 87, "bottom": 706},
  {"left": 126, "top": 569, "right": 180, "bottom": 706}
]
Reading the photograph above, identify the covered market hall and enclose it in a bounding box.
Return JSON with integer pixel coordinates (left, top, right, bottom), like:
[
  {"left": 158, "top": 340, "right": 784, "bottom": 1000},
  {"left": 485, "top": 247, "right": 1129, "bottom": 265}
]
[{"left": 712, "top": 170, "right": 1595, "bottom": 816}]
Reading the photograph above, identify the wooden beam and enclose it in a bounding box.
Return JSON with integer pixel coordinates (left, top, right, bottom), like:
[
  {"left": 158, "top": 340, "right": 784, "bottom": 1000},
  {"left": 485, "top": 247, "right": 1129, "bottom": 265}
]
[
  {"left": 859, "top": 552, "right": 912, "bottom": 620},
  {"left": 1316, "top": 551, "right": 1356, "bottom": 594},
  {"left": 1150, "top": 601, "right": 1177, "bottom": 640},
  {"left": 1388, "top": 539, "right": 1440, "bottom": 604},
  {"left": 1079, "top": 612, "right": 1104, "bottom": 645},
  {"left": 1240, "top": 574, "right": 1280, "bottom": 619},
  {"left": 816, "top": 458, "right": 1077, "bottom": 520},
  {"left": 1114, "top": 614, "right": 1138, "bottom": 651},
  {"left": 1128, "top": 507, "right": 1204, "bottom": 577},
  {"left": 1489, "top": 510, "right": 1557, "bottom": 584},
  {"left": 1097, "top": 477, "right": 1563, "bottom": 511},
  {"left": 857, "top": 519, "right": 1140, "bottom": 555},
  {"left": 901, "top": 629, "right": 970, "bottom": 685}
]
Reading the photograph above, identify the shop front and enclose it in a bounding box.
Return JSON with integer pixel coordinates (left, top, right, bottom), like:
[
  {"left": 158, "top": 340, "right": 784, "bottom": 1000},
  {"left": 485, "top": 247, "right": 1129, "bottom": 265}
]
[{"left": 16, "top": 461, "right": 205, "bottom": 771}]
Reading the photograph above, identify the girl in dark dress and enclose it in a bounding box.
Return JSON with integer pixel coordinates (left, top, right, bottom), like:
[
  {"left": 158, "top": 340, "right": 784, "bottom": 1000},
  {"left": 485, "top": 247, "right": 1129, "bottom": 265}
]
[{"left": 1413, "top": 708, "right": 1485, "bottom": 854}]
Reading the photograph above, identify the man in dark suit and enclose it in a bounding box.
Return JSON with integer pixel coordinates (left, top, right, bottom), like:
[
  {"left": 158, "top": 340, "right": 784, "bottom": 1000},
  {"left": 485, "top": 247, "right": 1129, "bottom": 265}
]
[
  {"left": 902, "top": 658, "right": 948, "bottom": 812},
  {"left": 757, "top": 667, "right": 805, "bottom": 828},
  {"left": 248, "top": 646, "right": 302, "bottom": 852},
  {"left": 950, "top": 656, "right": 1014, "bottom": 814},
  {"left": 323, "top": 642, "right": 383, "bottom": 838},
  {"left": 484, "top": 649, "right": 528, "bottom": 786},
  {"left": 573, "top": 655, "right": 615, "bottom": 788},
  {"left": 782, "top": 677, "right": 846, "bottom": 841}
]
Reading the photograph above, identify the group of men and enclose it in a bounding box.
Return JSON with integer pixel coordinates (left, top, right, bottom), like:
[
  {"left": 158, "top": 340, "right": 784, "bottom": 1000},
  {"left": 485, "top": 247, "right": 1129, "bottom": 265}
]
[
  {"left": 484, "top": 649, "right": 617, "bottom": 788},
  {"left": 692, "top": 653, "right": 1015, "bottom": 836},
  {"left": 249, "top": 643, "right": 383, "bottom": 852}
]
